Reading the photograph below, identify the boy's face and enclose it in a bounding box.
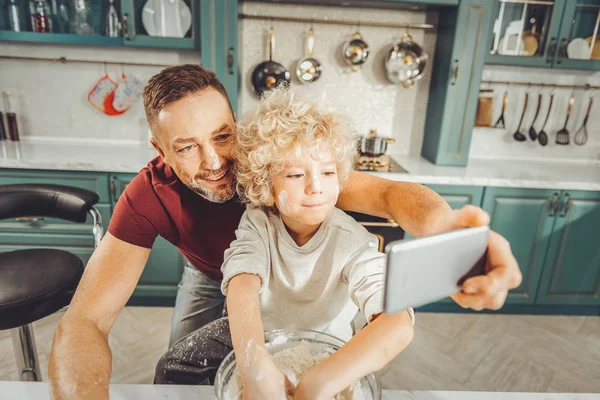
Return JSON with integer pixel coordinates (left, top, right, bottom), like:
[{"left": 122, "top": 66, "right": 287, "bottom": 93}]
[{"left": 272, "top": 149, "right": 340, "bottom": 227}]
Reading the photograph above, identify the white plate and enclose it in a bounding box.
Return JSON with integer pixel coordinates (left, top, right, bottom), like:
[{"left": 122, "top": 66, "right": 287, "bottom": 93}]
[
  {"left": 498, "top": 34, "right": 526, "bottom": 56},
  {"left": 567, "top": 38, "right": 591, "bottom": 60},
  {"left": 142, "top": 0, "right": 192, "bottom": 39}
]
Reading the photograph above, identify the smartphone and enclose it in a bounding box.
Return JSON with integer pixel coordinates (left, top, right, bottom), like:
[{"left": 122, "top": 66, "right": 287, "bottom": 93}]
[{"left": 383, "top": 225, "right": 490, "bottom": 314}]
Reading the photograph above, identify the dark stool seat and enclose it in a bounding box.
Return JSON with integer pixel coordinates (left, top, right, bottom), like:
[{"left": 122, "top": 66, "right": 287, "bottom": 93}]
[{"left": 0, "top": 249, "right": 83, "bottom": 331}]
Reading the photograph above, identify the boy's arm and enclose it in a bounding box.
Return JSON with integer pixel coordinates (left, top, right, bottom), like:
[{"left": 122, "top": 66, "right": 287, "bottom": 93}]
[
  {"left": 227, "top": 274, "right": 290, "bottom": 400},
  {"left": 294, "top": 311, "right": 414, "bottom": 400}
]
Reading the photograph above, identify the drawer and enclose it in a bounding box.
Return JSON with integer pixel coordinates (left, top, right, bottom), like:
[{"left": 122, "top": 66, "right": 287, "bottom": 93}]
[
  {"left": 0, "top": 204, "right": 111, "bottom": 237},
  {"left": 0, "top": 169, "right": 111, "bottom": 203},
  {"left": 110, "top": 173, "right": 137, "bottom": 202}
]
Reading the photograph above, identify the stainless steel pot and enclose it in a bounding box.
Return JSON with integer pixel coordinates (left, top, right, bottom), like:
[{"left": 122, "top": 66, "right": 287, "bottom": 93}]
[
  {"left": 342, "top": 31, "right": 370, "bottom": 72},
  {"left": 296, "top": 27, "right": 322, "bottom": 83},
  {"left": 357, "top": 129, "right": 395, "bottom": 157},
  {"left": 385, "top": 33, "right": 428, "bottom": 88}
]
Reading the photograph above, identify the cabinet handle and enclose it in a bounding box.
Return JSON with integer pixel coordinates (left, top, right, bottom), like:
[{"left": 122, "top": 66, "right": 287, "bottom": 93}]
[
  {"left": 227, "top": 47, "right": 234, "bottom": 75},
  {"left": 15, "top": 217, "right": 44, "bottom": 223},
  {"left": 123, "top": 13, "right": 130, "bottom": 40},
  {"left": 110, "top": 180, "right": 116, "bottom": 199},
  {"left": 450, "top": 59, "right": 459, "bottom": 86},
  {"left": 548, "top": 192, "right": 560, "bottom": 217},
  {"left": 556, "top": 38, "right": 568, "bottom": 64},
  {"left": 359, "top": 220, "right": 399, "bottom": 228},
  {"left": 546, "top": 37, "right": 557, "bottom": 64},
  {"left": 560, "top": 193, "right": 570, "bottom": 218}
]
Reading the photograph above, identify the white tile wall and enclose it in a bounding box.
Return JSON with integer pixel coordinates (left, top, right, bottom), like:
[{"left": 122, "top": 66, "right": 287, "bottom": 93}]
[
  {"left": 239, "top": 2, "right": 437, "bottom": 157},
  {"left": 0, "top": 42, "right": 199, "bottom": 144},
  {"left": 469, "top": 66, "right": 600, "bottom": 163}
]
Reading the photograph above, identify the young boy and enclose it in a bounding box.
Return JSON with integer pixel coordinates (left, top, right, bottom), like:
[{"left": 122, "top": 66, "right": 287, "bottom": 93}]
[{"left": 155, "top": 88, "right": 414, "bottom": 399}]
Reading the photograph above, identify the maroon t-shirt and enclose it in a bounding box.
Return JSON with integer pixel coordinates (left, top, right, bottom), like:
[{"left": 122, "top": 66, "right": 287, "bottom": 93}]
[{"left": 108, "top": 156, "right": 246, "bottom": 280}]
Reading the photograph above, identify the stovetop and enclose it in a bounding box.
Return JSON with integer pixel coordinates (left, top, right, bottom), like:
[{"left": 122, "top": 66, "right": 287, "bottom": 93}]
[{"left": 354, "top": 155, "right": 408, "bottom": 173}]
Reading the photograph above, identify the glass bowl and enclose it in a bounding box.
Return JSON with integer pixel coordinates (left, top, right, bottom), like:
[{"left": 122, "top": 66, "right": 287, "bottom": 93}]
[{"left": 214, "top": 329, "right": 381, "bottom": 400}]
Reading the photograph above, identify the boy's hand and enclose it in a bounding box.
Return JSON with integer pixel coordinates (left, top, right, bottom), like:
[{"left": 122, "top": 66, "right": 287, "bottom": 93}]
[{"left": 242, "top": 346, "right": 293, "bottom": 400}]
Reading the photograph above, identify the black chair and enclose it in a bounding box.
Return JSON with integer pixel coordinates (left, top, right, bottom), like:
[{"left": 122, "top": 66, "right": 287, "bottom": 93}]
[{"left": 0, "top": 184, "right": 103, "bottom": 381}]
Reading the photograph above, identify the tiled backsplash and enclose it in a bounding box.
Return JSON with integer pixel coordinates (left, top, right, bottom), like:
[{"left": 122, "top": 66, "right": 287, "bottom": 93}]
[
  {"left": 469, "top": 66, "right": 600, "bottom": 163},
  {"left": 239, "top": 2, "right": 437, "bottom": 157},
  {"left": 0, "top": 42, "right": 198, "bottom": 144}
]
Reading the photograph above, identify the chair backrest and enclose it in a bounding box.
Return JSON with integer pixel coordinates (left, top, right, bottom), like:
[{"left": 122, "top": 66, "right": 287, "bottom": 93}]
[{"left": 0, "top": 184, "right": 100, "bottom": 223}]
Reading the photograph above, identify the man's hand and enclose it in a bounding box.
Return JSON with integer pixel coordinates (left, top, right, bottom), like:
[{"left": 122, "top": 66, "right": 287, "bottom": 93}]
[{"left": 431, "top": 205, "right": 522, "bottom": 311}]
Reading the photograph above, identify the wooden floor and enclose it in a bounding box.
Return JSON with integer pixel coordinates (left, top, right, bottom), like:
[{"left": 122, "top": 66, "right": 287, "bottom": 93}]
[{"left": 1, "top": 308, "right": 599, "bottom": 393}]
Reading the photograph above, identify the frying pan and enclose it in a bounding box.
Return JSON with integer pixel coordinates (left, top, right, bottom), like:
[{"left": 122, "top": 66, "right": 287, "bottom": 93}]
[
  {"left": 251, "top": 27, "right": 290, "bottom": 96},
  {"left": 296, "top": 27, "right": 322, "bottom": 83}
]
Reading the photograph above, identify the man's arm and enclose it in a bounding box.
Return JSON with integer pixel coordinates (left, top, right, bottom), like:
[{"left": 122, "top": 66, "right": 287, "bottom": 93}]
[
  {"left": 49, "top": 233, "right": 150, "bottom": 400},
  {"left": 337, "top": 171, "right": 522, "bottom": 311}
]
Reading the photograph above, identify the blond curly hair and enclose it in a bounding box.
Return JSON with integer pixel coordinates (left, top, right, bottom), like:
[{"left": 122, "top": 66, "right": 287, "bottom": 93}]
[{"left": 234, "top": 87, "right": 356, "bottom": 208}]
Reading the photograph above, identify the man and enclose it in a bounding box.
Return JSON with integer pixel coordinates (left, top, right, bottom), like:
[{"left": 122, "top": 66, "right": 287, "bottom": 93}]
[{"left": 49, "top": 64, "right": 521, "bottom": 399}]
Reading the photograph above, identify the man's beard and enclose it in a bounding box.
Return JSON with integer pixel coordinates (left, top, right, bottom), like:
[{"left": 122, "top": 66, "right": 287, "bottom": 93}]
[{"left": 187, "top": 164, "right": 236, "bottom": 203}]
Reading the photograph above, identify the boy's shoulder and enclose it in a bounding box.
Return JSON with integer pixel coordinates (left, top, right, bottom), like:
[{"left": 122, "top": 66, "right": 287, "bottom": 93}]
[{"left": 329, "top": 208, "right": 376, "bottom": 241}]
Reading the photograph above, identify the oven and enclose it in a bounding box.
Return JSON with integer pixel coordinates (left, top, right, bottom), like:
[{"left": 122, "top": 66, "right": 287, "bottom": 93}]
[{"left": 346, "top": 211, "right": 405, "bottom": 252}]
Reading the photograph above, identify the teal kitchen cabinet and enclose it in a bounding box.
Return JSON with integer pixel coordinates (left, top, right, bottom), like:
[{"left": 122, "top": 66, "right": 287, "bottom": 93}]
[
  {"left": 421, "top": 0, "right": 495, "bottom": 166},
  {"left": 486, "top": 0, "right": 600, "bottom": 71},
  {"left": 536, "top": 190, "right": 600, "bottom": 305},
  {"left": 481, "top": 187, "right": 558, "bottom": 304},
  {"left": 110, "top": 174, "right": 184, "bottom": 303}
]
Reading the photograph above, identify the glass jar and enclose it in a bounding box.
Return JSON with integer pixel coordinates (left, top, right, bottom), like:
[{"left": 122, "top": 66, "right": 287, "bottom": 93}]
[
  {"left": 29, "top": 0, "right": 53, "bottom": 33},
  {"left": 68, "top": 0, "right": 94, "bottom": 35}
]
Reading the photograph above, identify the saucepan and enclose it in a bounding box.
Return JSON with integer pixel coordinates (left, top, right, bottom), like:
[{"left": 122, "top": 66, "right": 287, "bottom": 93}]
[
  {"left": 342, "top": 31, "right": 370, "bottom": 72},
  {"left": 385, "top": 33, "right": 428, "bottom": 88},
  {"left": 357, "top": 129, "right": 395, "bottom": 157},
  {"left": 251, "top": 26, "right": 291, "bottom": 96}
]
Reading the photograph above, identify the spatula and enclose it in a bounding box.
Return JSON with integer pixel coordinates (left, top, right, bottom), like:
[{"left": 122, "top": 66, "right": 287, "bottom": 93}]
[{"left": 556, "top": 95, "right": 574, "bottom": 145}]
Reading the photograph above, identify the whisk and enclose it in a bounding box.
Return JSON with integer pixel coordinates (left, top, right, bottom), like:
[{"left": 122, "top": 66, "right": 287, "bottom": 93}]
[{"left": 574, "top": 97, "right": 593, "bottom": 146}]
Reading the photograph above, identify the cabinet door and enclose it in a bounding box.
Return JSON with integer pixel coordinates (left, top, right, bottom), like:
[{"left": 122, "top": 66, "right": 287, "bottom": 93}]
[
  {"left": 0, "top": 0, "right": 123, "bottom": 46},
  {"left": 421, "top": 0, "right": 495, "bottom": 166},
  {"left": 536, "top": 190, "right": 600, "bottom": 305},
  {"left": 486, "top": 0, "right": 567, "bottom": 68},
  {"left": 482, "top": 187, "right": 558, "bottom": 304},
  {"left": 121, "top": 0, "right": 198, "bottom": 49},
  {"left": 553, "top": 0, "right": 600, "bottom": 71}
]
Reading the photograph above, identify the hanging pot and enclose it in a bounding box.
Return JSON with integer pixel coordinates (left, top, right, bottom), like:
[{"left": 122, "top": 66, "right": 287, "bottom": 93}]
[
  {"left": 357, "top": 129, "right": 395, "bottom": 157},
  {"left": 296, "top": 27, "right": 322, "bottom": 83},
  {"left": 342, "top": 31, "right": 370, "bottom": 72},
  {"left": 251, "top": 27, "right": 291, "bottom": 96},
  {"left": 385, "top": 33, "right": 428, "bottom": 88}
]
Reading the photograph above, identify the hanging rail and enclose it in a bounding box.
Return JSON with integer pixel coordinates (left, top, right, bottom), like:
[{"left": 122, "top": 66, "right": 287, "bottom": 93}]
[
  {"left": 239, "top": 13, "right": 436, "bottom": 30},
  {"left": 0, "top": 55, "right": 174, "bottom": 68},
  {"left": 481, "top": 80, "right": 600, "bottom": 90}
]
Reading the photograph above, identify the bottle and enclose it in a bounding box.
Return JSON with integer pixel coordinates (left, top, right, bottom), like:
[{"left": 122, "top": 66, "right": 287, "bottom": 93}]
[
  {"left": 3, "top": 92, "right": 20, "bottom": 142},
  {"left": 69, "top": 0, "right": 94, "bottom": 35},
  {"left": 51, "top": 0, "right": 70, "bottom": 33},
  {"left": 6, "top": 0, "right": 22, "bottom": 32},
  {"left": 105, "top": 0, "right": 120, "bottom": 37},
  {"left": 29, "top": 0, "right": 53, "bottom": 33}
]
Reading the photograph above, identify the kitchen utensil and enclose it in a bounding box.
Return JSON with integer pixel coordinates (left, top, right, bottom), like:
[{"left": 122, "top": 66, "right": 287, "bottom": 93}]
[
  {"left": 142, "top": 0, "right": 192, "bottom": 38},
  {"left": 105, "top": 0, "right": 121, "bottom": 37},
  {"left": 215, "top": 329, "right": 381, "bottom": 400},
  {"left": 29, "top": 0, "right": 52, "bottom": 33},
  {"left": 88, "top": 73, "right": 119, "bottom": 115},
  {"left": 521, "top": 22, "right": 540, "bottom": 56},
  {"left": 494, "top": 90, "right": 508, "bottom": 129},
  {"left": 6, "top": 0, "right": 22, "bottom": 32},
  {"left": 585, "top": 36, "right": 600, "bottom": 59},
  {"left": 3, "top": 91, "right": 19, "bottom": 142},
  {"left": 296, "top": 27, "right": 322, "bottom": 83},
  {"left": 567, "top": 38, "right": 591, "bottom": 60},
  {"left": 342, "top": 31, "right": 370, "bottom": 72},
  {"left": 251, "top": 26, "right": 290, "bottom": 96},
  {"left": 475, "top": 89, "right": 494, "bottom": 127},
  {"left": 513, "top": 93, "right": 528, "bottom": 142},
  {"left": 528, "top": 93, "right": 542, "bottom": 141},
  {"left": 52, "top": 0, "right": 70, "bottom": 33},
  {"left": 538, "top": 94, "right": 553, "bottom": 146},
  {"left": 385, "top": 33, "right": 428, "bottom": 88},
  {"left": 112, "top": 72, "right": 142, "bottom": 112},
  {"left": 69, "top": 0, "right": 95, "bottom": 35},
  {"left": 357, "top": 129, "right": 395, "bottom": 157},
  {"left": 574, "top": 96, "right": 593, "bottom": 146},
  {"left": 556, "top": 95, "right": 574, "bottom": 145}
]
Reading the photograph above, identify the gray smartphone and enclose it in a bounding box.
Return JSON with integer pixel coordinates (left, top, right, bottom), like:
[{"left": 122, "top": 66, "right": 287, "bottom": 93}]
[{"left": 383, "top": 225, "right": 490, "bottom": 314}]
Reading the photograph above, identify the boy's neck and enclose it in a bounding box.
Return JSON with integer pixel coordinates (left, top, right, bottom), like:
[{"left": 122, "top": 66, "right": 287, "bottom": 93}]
[{"left": 280, "top": 214, "right": 321, "bottom": 247}]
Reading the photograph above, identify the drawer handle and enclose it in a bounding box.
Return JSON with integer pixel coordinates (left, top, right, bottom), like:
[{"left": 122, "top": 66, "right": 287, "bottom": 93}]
[
  {"left": 15, "top": 217, "right": 44, "bottom": 223},
  {"left": 360, "top": 220, "right": 399, "bottom": 228}
]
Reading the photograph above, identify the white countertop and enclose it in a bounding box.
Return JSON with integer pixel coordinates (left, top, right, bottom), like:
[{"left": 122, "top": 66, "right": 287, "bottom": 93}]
[
  {"left": 2, "top": 382, "right": 598, "bottom": 400},
  {"left": 0, "top": 141, "right": 598, "bottom": 191}
]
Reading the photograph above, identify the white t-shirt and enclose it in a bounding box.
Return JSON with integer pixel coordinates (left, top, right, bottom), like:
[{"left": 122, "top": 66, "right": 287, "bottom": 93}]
[{"left": 221, "top": 206, "right": 387, "bottom": 342}]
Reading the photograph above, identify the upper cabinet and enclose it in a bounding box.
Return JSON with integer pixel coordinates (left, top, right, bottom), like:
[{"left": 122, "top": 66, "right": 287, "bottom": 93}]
[
  {"left": 0, "top": 0, "right": 201, "bottom": 50},
  {"left": 486, "top": 0, "right": 600, "bottom": 71}
]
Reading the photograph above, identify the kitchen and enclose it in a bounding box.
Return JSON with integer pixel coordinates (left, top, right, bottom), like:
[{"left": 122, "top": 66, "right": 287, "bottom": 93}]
[{"left": 0, "top": 0, "right": 599, "bottom": 399}]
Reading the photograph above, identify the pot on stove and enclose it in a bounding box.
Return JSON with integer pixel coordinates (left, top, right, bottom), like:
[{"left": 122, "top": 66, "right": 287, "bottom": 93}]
[{"left": 357, "top": 129, "right": 395, "bottom": 157}]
